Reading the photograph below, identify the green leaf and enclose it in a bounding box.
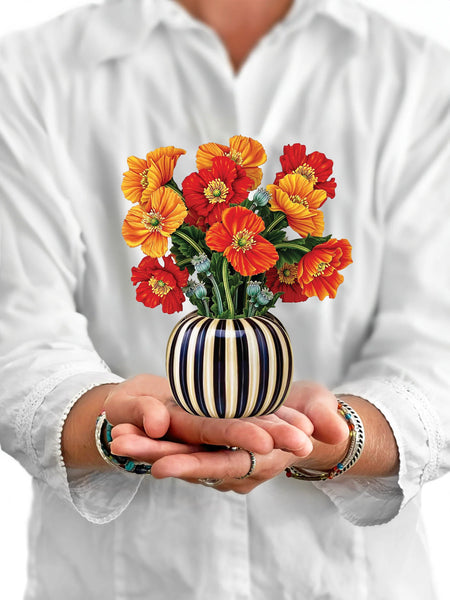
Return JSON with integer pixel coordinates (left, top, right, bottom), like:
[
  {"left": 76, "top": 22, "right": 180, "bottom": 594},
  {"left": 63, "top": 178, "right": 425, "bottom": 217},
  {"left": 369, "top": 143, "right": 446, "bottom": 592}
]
[
  {"left": 264, "top": 228, "right": 287, "bottom": 247},
  {"left": 209, "top": 252, "right": 224, "bottom": 281},
  {"left": 260, "top": 210, "right": 288, "bottom": 236},
  {"left": 274, "top": 239, "right": 309, "bottom": 268},
  {"left": 171, "top": 224, "right": 208, "bottom": 261},
  {"left": 303, "top": 234, "right": 332, "bottom": 250}
]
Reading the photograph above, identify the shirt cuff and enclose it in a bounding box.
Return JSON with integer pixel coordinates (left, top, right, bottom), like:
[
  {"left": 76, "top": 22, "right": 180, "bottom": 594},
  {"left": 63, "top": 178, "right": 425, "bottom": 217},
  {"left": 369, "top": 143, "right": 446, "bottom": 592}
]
[
  {"left": 29, "top": 369, "right": 144, "bottom": 524},
  {"left": 312, "top": 375, "right": 443, "bottom": 526}
]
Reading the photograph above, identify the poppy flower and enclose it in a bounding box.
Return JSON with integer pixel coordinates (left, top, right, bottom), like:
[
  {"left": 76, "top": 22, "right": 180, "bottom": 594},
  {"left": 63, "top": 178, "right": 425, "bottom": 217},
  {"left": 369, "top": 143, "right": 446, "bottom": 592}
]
[
  {"left": 274, "top": 143, "right": 337, "bottom": 198},
  {"left": 183, "top": 206, "right": 208, "bottom": 232},
  {"left": 121, "top": 146, "right": 186, "bottom": 204},
  {"left": 196, "top": 135, "right": 267, "bottom": 190},
  {"left": 122, "top": 186, "right": 187, "bottom": 258},
  {"left": 131, "top": 255, "right": 189, "bottom": 313},
  {"left": 182, "top": 156, "right": 252, "bottom": 226},
  {"left": 267, "top": 174, "right": 325, "bottom": 237},
  {"left": 205, "top": 206, "right": 278, "bottom": 276},
  {"left": 266, "top": 263, "right": 308, "bottom": 303},
  {"left": 297, "top": 238, "right": 352, "bottom": 300}
]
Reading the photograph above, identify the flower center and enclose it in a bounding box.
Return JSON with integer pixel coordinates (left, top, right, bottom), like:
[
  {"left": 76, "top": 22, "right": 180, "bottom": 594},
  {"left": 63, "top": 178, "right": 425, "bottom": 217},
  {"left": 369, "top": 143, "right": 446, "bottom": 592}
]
[
  {"left": 290, "top": 194, "right": 309, "bottom": 208},
  {"left": 293, "top": 164, "right": 318, "bottom": 186},
  {"left": 277, "top": 263, "right": 297, "bottom": 284},
  {"left": 142, "top": 210, "right": 164, "bottom": 233},
  {"left": 148, "top": 277, "right": 172, "bottom": 297},
  {"left": 140, "top": 168, "right": 149, "bottom": 188},
  {"left": 226, "top": 150, "right": 243, "bottom": 165},
  {"left": 231, "top": 229, "right": 255, "bottom": 252},
  {"left": 314, "top": 261, "right": 330, "bottom": 277},
  {"left": 204, "top": 179, "right": 229, "bottom": 204}
]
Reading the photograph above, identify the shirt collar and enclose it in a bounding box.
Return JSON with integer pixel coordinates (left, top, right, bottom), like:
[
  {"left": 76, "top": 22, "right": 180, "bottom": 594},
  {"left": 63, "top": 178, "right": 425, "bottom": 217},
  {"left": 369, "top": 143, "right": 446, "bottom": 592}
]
[{"left": 78, "top": 0, "right": 367, "bottom": 67}]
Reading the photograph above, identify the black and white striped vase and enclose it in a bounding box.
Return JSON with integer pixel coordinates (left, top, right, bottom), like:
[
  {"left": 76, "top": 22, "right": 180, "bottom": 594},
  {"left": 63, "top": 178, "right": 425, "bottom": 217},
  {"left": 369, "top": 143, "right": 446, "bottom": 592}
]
[{"left": 166, "top": 311, "right": 293, "bottom": 418}]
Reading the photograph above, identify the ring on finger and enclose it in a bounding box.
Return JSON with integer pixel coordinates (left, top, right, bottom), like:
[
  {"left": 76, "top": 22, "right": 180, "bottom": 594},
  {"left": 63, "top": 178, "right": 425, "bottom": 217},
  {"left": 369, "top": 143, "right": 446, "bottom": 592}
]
[
  {"left": 198, "top": 478, "right": 224, "bottom": 487},
  {"left": 229, "top": 447, "right": 256, "bottom": 480}
]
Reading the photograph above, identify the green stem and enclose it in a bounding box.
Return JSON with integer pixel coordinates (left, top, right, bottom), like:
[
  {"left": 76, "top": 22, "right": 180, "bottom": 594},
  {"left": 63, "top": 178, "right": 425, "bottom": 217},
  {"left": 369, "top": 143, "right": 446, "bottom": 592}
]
[
  {"left": 164, "top": 179, "right": 184, "bottom": 198},
  {"left": 208, "top": 274, "right": 224, "bottom": 315},
  {"left": 174, "top": 229, "right": 204, "bottom": 256},
  {"left": 243, "top": 276, "right": 250, "bottom": 313},
  {"left": 274, "top": 242, "right": 310, "bottom": 253},
  {"left": 221, "top": 259, "right": 234, "bottom": 319},
  {"left": 264, "top": 213, "right": 286, "bottom": 235},
  {"left": 176, "top": 257, "right": 193, "bottom": 268},
  {"left": 202, "top": 299, "right": 210, "bottom": 317},
  {"left": 247, "top": 300, "right": 257, "bottom": 317}
]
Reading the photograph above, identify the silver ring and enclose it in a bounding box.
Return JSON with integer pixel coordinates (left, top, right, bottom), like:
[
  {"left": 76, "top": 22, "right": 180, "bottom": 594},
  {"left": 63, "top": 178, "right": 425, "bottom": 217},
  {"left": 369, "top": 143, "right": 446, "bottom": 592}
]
[
  {"left": 229, "top": 447, "right": 256, "bottom": 480},
  {"left": 198, "top": 478, "right": 224, "bottom": 487}
]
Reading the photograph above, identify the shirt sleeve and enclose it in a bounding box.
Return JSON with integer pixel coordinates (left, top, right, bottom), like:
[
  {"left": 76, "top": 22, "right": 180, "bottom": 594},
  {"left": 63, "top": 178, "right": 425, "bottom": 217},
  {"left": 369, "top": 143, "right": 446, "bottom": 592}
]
[
  {"left": 315, "top": 40, "right": 450, "bottom": 526},
  {"left": 0, "top": 33, "right": 141, "bottom": 524}
]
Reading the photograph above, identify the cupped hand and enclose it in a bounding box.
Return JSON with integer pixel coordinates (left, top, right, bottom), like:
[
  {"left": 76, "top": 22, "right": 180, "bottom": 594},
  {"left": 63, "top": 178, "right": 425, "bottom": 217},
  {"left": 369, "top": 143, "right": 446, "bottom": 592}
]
[
  {"left": 136, "top": 380, "right": 350, "bottom": 493},
  {"left": 104, "top": 374, "right": 315, "bottom": 468}
]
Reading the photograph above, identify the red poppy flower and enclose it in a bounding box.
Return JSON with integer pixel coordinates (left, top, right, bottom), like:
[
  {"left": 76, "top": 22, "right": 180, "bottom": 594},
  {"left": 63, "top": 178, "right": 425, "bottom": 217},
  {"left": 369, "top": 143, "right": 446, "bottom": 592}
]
[
  {"left": 205, "top": 206, "right": 278, "bottom": 276},
  {"left": 131, "top": 255, "right": 189, "bottom": 313},
  {"left": 274, "top": 143, "right": 337, "bottom": 198},
  {"left": 182, "top": 156, "right": 252, "bottom": 227},
  {"left": 297, "top": 239, "right": 352, "bottom": 300},
  {"left": 266, "top": 263, "right": 308, "bottom": 303}
]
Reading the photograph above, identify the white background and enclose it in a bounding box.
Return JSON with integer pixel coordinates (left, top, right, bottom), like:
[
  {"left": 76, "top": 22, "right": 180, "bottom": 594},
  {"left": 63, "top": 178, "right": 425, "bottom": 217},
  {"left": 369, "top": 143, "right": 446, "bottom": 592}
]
[{"left": 0, "top": 1, "right": 449, "bottom": 598}]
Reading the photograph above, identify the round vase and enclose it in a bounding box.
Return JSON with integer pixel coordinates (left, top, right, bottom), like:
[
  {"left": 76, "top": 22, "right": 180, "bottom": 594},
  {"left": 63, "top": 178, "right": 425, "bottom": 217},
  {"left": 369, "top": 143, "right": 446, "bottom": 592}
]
[{"left": 165, "top": 311, "right": 293, "bottom": 418}]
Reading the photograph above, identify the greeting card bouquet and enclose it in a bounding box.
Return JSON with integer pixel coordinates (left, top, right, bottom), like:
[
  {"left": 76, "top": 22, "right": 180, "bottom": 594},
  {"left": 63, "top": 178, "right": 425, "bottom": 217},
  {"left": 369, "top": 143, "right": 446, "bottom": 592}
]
[{"left": 121, "top": 136, "right": 352, "bottom": 418}]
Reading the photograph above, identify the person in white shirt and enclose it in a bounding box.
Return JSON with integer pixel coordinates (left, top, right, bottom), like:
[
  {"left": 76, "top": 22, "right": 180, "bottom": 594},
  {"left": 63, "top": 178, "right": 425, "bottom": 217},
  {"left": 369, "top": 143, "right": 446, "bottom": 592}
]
[{"left": 0, "top": 0, "right": 449, "bottom": 598}]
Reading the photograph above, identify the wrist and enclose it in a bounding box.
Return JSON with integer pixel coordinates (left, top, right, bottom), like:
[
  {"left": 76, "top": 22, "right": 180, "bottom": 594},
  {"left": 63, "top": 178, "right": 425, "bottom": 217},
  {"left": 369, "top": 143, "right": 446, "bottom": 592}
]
[
  {"left": 62, "top": 383, "right": 119, "bottom": 469},
  {"left": 287, "top": 400, "right": 365, "bottom": 481}
]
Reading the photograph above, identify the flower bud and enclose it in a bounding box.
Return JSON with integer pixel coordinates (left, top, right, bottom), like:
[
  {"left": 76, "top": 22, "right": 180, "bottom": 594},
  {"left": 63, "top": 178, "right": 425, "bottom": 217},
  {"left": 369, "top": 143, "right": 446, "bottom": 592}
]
[
  {"left": 183, "top": 282, "right": 197, "bottom": 299},
  {"left": 246, "top": 280, "right": 261, "bottom": 298},
  {"left": 256, "top": 287, "right": 273, "bottom": 306},
  {"left": 192, "top": 254, "right": 211, "bottom": 274},
  {"left": 194, "top": 283, "right": 208, "bottom": 300},
  {"left": 252, "top": 187, "right": 271, "bottom": 207}
]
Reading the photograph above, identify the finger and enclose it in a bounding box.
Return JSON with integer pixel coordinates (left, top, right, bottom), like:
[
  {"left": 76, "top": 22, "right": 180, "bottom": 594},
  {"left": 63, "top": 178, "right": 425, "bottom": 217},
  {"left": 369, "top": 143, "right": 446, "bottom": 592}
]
[
  {"left": 105, "top": 393, "right": 170, "bottom": 439},
  {"left": 110, "top": 433, "right": 203, "bottom": 462},
  {"left": 150, "top": 448, "right": 254, "bottom": 480},
  {"left": 249, "top": 413, "right": 313, "bottom": 456},
  {"left": 274, "top": 406, "right": 314, "bottom": 436},
  {"left": 168, "top": 405, "right": 275, "bottom": 454},
  {"left": 285, "top": 381, "right": 348, "bottom": 445},
  {"left": 306, "top": 401, "right": 349, "bottom": 444}
]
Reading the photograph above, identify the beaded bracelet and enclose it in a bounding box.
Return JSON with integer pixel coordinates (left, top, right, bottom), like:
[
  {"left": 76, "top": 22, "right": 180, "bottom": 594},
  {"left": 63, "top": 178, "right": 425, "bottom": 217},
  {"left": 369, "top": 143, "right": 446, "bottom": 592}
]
[
  {"left": 95, "top": 411, "right": 153, "bottom": 475},
  {"left": 285, "top": 400, "right": 365, "bottom": 481}
]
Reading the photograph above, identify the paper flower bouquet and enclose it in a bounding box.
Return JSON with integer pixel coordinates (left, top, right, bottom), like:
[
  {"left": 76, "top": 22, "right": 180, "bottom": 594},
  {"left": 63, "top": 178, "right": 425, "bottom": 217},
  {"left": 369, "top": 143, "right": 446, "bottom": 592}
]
[{"left": 121, "top": 136, "right": 352, "bottom": 417}]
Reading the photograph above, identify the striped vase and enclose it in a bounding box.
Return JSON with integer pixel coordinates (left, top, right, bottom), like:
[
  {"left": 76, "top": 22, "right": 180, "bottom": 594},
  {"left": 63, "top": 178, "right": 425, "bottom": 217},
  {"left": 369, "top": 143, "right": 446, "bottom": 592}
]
[{"left": 166, "top": 311, "right": 293, "bottom": 418}]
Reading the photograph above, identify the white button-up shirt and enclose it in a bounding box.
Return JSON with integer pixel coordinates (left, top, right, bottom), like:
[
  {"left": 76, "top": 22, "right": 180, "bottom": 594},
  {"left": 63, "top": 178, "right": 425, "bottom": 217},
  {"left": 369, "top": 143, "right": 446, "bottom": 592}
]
[{"left": 1, "top": 0, "right": 449, "bottom": 598}]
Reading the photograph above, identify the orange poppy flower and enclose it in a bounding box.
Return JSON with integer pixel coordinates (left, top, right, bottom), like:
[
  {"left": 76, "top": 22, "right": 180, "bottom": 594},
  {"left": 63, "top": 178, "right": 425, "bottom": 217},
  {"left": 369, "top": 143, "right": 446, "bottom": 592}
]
[
  {"left": 274, "top": 143, "right": 337, "bottom": 198},
  {"left": 196, "top": 135, "right": 266, "bottom": 190},
  {"left": 267, "top": 174, "right": 325, "bottom": 237},
  {"left": 205, "top": 206, "right": 278, "bottom": 276},
  {"left": 122, "top": 187, "right": 187, "bottom": 258},
  {"left": 121, "top": 146, "right": 186, "bottom": 204},
  {"left": 297, "top": 238, "right": 352, "bottom": 300}
]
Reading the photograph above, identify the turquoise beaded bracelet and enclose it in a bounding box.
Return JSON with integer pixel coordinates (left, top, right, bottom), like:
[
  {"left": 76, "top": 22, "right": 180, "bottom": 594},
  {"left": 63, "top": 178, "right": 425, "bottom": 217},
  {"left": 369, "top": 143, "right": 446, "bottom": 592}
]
[
  {"left": 285, "top": 399, "right": 365, "bottom": 481},
  {"left": 95, "top": 411, "right": 153, "bottom": 475}
]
